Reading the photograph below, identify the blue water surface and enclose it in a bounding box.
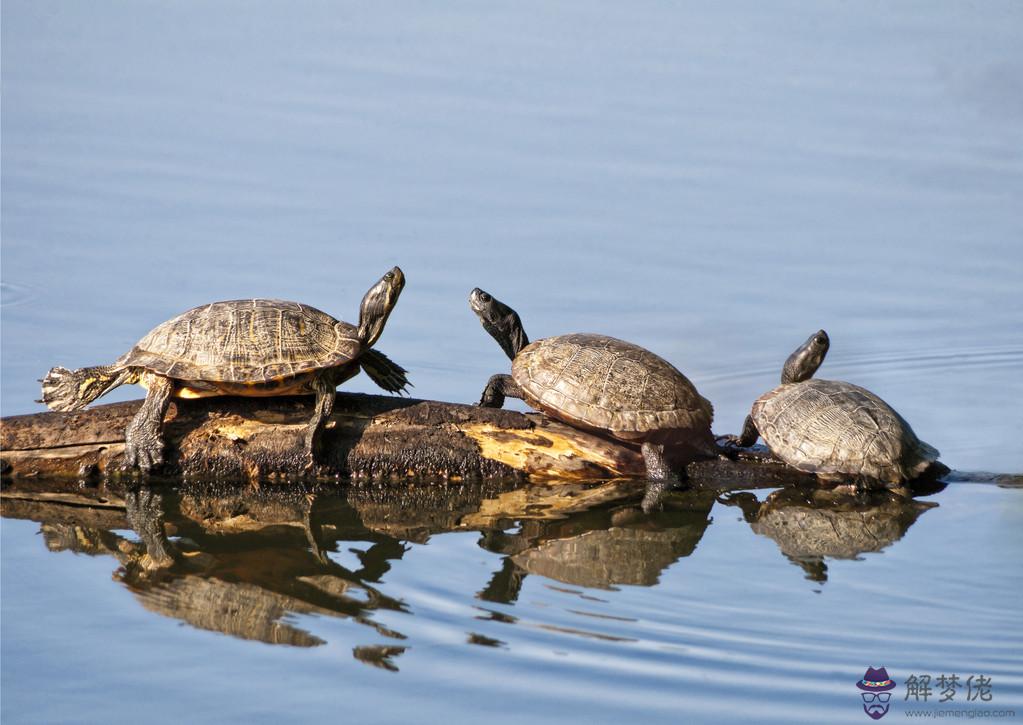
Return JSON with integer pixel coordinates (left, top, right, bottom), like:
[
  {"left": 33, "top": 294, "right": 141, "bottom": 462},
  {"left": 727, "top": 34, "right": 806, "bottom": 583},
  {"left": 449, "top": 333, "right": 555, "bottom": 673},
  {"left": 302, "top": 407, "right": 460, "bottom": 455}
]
[{"left": 2, "top": 1, "right": 1021, "bottom": 723}]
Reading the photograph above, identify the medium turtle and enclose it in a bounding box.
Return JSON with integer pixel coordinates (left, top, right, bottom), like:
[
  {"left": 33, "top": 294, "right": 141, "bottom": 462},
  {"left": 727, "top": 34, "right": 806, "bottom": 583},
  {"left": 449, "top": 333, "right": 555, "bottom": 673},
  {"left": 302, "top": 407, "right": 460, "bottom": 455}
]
[
  {"left": 40, "top": 267, "right": 409, "bottom": 472},
  {"left": 469, "top": 288, "right": 717, "bottom": 482},
  {"left": 725, "top": 329, "right": 944, "bottom": 485}
]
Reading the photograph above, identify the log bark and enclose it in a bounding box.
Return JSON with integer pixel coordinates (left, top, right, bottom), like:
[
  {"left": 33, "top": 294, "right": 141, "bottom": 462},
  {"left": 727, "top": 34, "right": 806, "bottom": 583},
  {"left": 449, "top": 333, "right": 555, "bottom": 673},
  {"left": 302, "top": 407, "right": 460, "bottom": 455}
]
[{"left": 0, "top": 393, "right": 813, "bottom": 487}]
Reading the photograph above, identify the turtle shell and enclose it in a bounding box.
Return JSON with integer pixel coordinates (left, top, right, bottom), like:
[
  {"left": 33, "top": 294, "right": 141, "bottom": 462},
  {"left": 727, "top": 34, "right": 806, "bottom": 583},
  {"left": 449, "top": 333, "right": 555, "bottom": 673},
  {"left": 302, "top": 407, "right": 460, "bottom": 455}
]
[
  {"left": 512, "top": 333, "right": 714, "bottom": 443},
  {"left": 751, "top": 378, "right": 939, "bottom": 484},
  {"left": 113, "top": 299, "right": 362, "bottom": 383}
]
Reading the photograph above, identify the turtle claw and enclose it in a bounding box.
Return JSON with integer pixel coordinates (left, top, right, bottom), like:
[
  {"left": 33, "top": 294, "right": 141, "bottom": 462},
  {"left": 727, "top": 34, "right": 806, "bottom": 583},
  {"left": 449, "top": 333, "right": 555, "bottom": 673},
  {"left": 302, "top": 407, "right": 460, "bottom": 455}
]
[
  {"left": 123, "top": 424, "right": 164, "bottom": 474},
  {"left": 299, "top": 437, "right": 319, "bottom": 475},
  {"left": 477, "top": 392, "right": 502, "bottom": 408},
  {"left": 140, "top": 447, "right": 164, "bottom": 472},
  {"left": 122, "top": 441, "right": 164, "bottom": 474},
  {"left": 641, "top": 479, "right": 673, "bottom": 513},
  {"left": 717, "top": 434, "right": 744, "bottom": 450}
]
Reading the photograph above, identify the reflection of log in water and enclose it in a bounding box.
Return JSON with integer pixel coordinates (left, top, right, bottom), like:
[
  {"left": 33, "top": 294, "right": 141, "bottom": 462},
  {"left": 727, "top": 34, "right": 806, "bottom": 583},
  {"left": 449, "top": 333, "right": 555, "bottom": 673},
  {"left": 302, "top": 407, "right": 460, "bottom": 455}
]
[
  {"left": 1, "top": 476, "right": 944, "bottom": 662},
  {"left": 724, "top": 486, "right": 941, "bottom": 582},
  {"left": 1, "top": 479, "right": 720, "bottom": 660},
  {"left": 0, "top": 393, "right": 816, "bottom": 486}
]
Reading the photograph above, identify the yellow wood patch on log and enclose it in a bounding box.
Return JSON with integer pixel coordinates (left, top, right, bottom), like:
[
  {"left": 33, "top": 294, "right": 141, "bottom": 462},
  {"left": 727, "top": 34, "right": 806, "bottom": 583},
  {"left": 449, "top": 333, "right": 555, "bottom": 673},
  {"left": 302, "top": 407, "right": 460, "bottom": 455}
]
[{"left": 457, "top": 421, "right": 644, "bottom": 481}]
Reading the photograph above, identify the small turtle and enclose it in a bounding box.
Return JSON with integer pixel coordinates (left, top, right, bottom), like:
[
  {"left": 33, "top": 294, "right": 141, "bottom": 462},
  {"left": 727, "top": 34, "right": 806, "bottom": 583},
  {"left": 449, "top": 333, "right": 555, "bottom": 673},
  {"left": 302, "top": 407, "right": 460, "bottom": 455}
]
[
  {"left": 40, "top": 267, "right": 409, "bottom": 472},
  {"left": 469, "top": 288, "right": 717, "bottom": 482},
  {"left": 726, "top": 330, "right": 944, "bottom": 485}
]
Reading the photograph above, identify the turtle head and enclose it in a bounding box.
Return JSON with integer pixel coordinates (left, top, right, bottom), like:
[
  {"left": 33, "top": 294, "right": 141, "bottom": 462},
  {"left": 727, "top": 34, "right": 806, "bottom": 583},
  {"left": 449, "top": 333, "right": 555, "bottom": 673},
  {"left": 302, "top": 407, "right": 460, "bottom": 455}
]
[
  {"left": 358, "top": 266, "right": 405, "bottom": 347},
  {"left": 781, "top": 329, "right": 829, "bottom": 384},
  {"left": 469, "top": 288, "right": 529, "bottom": 360}
]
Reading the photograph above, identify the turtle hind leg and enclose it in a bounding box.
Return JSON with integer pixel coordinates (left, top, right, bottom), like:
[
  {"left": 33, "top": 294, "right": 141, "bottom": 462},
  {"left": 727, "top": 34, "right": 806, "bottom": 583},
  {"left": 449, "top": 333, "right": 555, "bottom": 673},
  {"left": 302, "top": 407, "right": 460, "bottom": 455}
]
[
  {"left": 39, "top": 365, "right": 134, "bottom": 412},
  {"left": 640, "top": 442, "right": 682, "bottom": 513},
  {"left": 123, "top": 373, "right": 174, "bottom": 473},
  {"left": 302, "top": 373, "right": 337, "bottom": 468},
  {"left": 477, "top": 374, "right": 524, "bottom": 408},
  {"left": 720, "top": 415, "right": 760, "bottom": 449},
  {"left": 360, "top": 348, "right": 412, "bottom": 395}
]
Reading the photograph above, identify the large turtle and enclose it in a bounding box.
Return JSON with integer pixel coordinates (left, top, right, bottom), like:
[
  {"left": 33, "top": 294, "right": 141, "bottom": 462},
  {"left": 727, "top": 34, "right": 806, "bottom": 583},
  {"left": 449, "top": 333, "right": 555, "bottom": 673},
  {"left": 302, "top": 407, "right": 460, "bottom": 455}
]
[
  {"left": 469, "top": 288, "right": 717, "bottom": 482},
  {"left": 40, "top": 267, "right": 408, "bottom": 471},
  {"left": 725, "top": 329, "right": 944, "bottom": 485}
]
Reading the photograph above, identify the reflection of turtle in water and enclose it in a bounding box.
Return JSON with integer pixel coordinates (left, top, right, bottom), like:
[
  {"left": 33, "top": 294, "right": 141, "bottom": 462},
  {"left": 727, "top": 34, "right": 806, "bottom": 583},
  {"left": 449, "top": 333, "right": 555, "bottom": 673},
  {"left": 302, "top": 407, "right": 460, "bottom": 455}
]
[
  {"left": 722, "top": 486, "right": 939, "bottom": 582},
  {"left": 478, "top": 490, "right": 716, "bottom": 600},
  {"left": 40, "top": 268, "right": 408, "bottom": 471},
  {"left": 28, "top": 487, "right": 413, "bottom": 653},
  {"left": 469, "top": 288, "right": 717, "bottom": 482},
  {"left": 725, "top": 330, "right": 945, "bottom": 486},
  {"left": 510, "top": 525, "right": 700, "bottom": 590}
]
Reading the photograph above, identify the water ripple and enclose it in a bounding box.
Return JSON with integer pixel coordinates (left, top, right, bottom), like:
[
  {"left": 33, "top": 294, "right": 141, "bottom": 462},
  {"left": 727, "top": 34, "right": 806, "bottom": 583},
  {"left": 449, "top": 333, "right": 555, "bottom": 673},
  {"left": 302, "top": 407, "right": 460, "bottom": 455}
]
[
  {"left": 0, "top": 282, "right": 39, "bottom": 309},
  {"left": 701, "top": 344, "right": 1023, "bottom": 386}
]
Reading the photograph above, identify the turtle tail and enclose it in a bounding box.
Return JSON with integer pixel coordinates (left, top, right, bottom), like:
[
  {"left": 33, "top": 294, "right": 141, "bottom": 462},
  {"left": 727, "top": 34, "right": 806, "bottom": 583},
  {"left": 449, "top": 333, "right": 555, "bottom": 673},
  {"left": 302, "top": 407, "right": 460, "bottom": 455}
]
[
  {"left": 38, "top": 365, "right": 130, "bottom": 412},
  {"left": 360, "top": 349, "right": 412, "bottom": 395}
]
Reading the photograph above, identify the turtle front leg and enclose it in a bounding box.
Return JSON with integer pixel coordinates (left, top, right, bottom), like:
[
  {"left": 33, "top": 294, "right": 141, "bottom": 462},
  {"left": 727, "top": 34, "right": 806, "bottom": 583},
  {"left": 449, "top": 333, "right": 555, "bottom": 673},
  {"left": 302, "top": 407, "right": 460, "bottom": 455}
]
[
  {"left": 720, "top": 414, "right": 760, "bottom": 449},
  {"left": 123, "top": 373, "right": 175, "bottom": 472},
  {"left": 477, "top": 374, "right": 524, "bottom": 408},
  {"left": 303, "top": 373, "right": 336, "bottom": 467}
]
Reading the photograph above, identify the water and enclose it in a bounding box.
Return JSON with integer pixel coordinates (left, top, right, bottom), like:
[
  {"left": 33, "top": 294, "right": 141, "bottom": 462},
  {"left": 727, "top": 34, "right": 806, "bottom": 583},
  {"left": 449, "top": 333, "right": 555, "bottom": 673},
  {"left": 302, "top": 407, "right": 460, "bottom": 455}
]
[
  {"left": 3, "top": 480, "right": 1022, "bottom": 723},
  {"left": 2, "top": 1, "right": 1022, "bottom": 723}
]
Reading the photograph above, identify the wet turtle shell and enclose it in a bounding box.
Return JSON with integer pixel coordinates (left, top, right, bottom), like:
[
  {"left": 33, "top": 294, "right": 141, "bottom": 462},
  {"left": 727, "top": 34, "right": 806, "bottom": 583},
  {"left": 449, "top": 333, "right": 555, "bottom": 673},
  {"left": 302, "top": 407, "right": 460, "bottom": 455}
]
[
  {"left": 512, "top": 333, "right": 714, "bottom": 446},
  {"left": 113, "top": 299, "right": 363, "bottom": 384},
  {"left": 751, "top": 378, "right": 939, "bottom": 484}
]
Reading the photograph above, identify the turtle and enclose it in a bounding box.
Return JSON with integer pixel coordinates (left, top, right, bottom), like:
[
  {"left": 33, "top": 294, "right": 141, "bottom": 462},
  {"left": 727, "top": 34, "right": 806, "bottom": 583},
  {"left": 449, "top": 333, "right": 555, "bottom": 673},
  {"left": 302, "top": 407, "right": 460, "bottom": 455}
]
[
  {"left": 725, "top": 329, "right": 945, "bottom": 486},
  {"left": 40, "top": 267, "right": 409, "bottom": 472},
  {"left": 469, "top": 288, "right": 718, "bottom": 482}
]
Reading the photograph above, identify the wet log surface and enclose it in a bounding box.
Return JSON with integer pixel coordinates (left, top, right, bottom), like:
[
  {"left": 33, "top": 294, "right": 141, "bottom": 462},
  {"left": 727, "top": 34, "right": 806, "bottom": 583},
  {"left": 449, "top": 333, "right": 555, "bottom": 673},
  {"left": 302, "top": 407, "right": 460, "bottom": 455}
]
[{"left": 0, "top": 393, "right": 815, "bottom": 488}]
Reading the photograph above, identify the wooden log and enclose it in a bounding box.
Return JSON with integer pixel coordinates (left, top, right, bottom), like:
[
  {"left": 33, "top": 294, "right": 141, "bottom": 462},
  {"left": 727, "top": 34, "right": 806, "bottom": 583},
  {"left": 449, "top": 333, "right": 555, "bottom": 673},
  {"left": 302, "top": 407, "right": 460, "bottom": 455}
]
[{"left": 0, "top": 392, "right": 814, "bottom": 487}]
